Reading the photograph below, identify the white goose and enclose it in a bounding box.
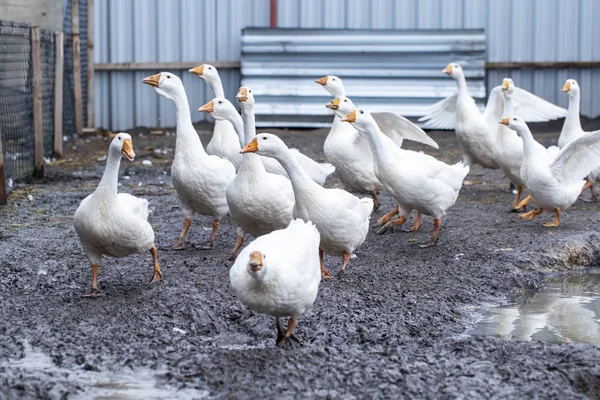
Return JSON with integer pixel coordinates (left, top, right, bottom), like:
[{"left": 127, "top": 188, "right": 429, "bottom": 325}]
[
  {"left": 501, "top": 116, "right": 600, "bottom": 226},
  {"left": 345, "top": 109, "right": 469, "bottom": 247},
  {"left": 229, "top": 219, "right": 321, "bottom": 347},
  {"left": 199, "top": 89, "right": 294, "bottom": 260},
  {"left": 316, "top": 75, "right": 345, "bottom": 97},
  {"left": 143, "top": 72, "right": 236, "bottom": 249},
  {"left": 189, "top": 64, "right": 243, "bottom": 169},
  {"left": 73, "top": 133, "right": 161, "bottom": 296},
  {"left": 559, "top": 79, "right": 600, "bottom": 201},
  {"left": 323, "top": 95, "right": 439, "bottom": 209},
  {"left": 241, "top": 134, "right": 373, "bottom": 277},
  {"left": 419, "top": 63, "right": 567, "bottom": 169}
]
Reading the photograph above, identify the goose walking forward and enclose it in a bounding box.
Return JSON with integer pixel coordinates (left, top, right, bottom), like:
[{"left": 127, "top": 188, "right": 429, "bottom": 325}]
[
  {"left": 73, "top": 133, "right": 162, "bottom": 296},
  {"left": 143, "top": 72, "right": 235, "bottom": 250},
  {"left": 501, "top": 116, "right": 600, "bottom": 226},
  {"left": 230, "top": 219, "right": 321, "bottom": 347}
]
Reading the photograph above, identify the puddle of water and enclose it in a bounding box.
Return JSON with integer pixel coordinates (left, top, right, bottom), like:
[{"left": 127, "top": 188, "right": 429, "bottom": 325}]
[
  {"left": 469, "top": 270, "right": 600, "bottom": 346},
  {"left": 5, "top": 342, "right": 204, "bottom": 399}
]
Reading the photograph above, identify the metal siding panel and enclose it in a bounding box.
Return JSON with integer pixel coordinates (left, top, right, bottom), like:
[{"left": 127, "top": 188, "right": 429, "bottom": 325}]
[
  {"left": 299, "top": 0, "right": 324, "bottom": 28},
  {"left": 486, "top": 0, "right": 511, "bottom": 62},
  {"left": 579, "top": 0, "right": 594, "bottom": 61},
  {"left": 533, "top": 0, "right": 557, "bottom": 61},
  {"left": 156, "top": 0, "right": 181, "bottom": 128},
  {"left": 277, "top": 0, "right": 300, "bottom": 28},
  {"left": 417, "top": 0, "right": 441, "bottom": 29},
  {"left": 346, "top": 0, "right": 371, "bottom": 29},
  {"left": 556, "top": 0, "right": 579, "bottom": 62},
  {"left": 251, "top": 0, "right": 271, "bottom": 26},
  {"left": 241, "top": 28, "right": 486, "bottom": 127},
  {"left": 463, "top": 0, "right": 486, "bottom": 29},
  {"left": 323, "top": 0, "right": 346, "bottom": 28},
  {"left": 393, "top": 0, "right": 418, "bottom": 29},
  {"left": 510, "top": 0, "right": 533, "bottom": 62},
  {"left": 371, "top": 0, "right": 395, "bottom": 29},
  {"left": 203, "top": 0, "right": 217, "bottom": 60},
  {"left": 180, "top": 0, "right": 204, "bottom": 61},
  {"left": 441, "top": 0, "right": 463, "bottom": 28},
  {"left": 94, "top": 0, "right": 109, "bottom": 62}
]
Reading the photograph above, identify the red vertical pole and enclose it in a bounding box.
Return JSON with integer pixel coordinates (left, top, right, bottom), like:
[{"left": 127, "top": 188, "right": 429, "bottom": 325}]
[{"left": 270, "top": 0, "right": 277, "bottom": 28}]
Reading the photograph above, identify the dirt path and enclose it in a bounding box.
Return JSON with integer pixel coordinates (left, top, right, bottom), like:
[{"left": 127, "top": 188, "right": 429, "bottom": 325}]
[{"left": 1, "top": 125, "right": 599, "bottom": 399}]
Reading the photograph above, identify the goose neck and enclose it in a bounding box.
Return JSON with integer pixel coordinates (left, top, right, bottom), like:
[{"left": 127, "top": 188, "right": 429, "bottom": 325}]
[
  {"left": 209, "top": 77, "right": 225, "bottom": 98},
  {"left": 240, "top": 105, "right": 257, "bottom": 145},
  {"left": 565, "top": 92, "right": 582, "bottom": 132},
  {"left": 94, "top": 150, "right": 122, "bottom": 198},
  {"left": 270, "top": 147, "right": 320, "bottom": 198},
  {"left": 172, "top": 88, "right": 206, "bottom": 156}
]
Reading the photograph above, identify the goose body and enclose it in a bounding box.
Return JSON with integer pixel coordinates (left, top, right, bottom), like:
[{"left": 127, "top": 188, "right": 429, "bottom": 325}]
[
  {"left": 241, "top": 133, "right": 373, "bottom": 277},
  {"left": 502, "top": 116, "right": 600, "bottom": 226},
  {"left": 73, "top": 133, "right": 161, "bottom": 295},
  {"left": 420, "top": 63, "right": 567, "bottom": 169},
  {"left": 199, "top": 89, "right": 294, "bottom": 259},
  {"left": 143, "top": 72, "right": 235, "bottom": 249},
  {"left": 347, "top": 109, "right": 468, "bottom": 246}
]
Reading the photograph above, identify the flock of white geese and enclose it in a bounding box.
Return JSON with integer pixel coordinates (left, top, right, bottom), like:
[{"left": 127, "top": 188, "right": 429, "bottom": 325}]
[{"left": 72, "top": 62, "right": 600, "bottom": 346}]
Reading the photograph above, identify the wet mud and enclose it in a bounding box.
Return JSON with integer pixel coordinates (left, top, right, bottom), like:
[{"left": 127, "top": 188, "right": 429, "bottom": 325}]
[{"left": 1, "top": 124, "right": 600, "bottom": 399}]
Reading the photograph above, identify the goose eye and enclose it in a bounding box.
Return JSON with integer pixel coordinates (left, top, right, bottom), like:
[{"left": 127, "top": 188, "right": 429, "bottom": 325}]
[
  {"left": 360, "top": 110, "right": 364, "bottom": 114},
  {"left": 344, "top": 99, "right": 347, "bottom": 102},
  {"left": 118, "top": 137, "right": 122, "bottom": 140},
  {"left": 208, "top": 67, "right": 212, "bottom": 70},
  {"left": 167, "top": 75, "right": 171, "bottom": 79},
  {"left": 218, "top": 101, "right": 222, "bottom": 104},
  {"left": 332, "top": 78, "right": 336, "bottom": 81},
  {"left": 262, "top": 137, "right": 267, "bottom": 140}
]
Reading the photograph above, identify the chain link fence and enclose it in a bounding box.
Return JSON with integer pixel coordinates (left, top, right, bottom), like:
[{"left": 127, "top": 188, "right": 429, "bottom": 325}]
[{"left": 0, "top": 0, "right": 89, "bottom": 199}]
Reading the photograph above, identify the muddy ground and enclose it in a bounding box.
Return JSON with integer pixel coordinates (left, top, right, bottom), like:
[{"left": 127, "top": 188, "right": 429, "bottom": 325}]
[{"left": 1, "top": 123, "right": 600, "bottom": 399}]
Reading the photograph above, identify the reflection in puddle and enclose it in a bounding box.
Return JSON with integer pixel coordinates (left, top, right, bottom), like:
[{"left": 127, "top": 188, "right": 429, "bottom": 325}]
[
  {"left": 5, "top": 342, "right": 202, "bottom": 399},
  {"left": 470, "top": 271, "right": 600, "bottom": 345}
]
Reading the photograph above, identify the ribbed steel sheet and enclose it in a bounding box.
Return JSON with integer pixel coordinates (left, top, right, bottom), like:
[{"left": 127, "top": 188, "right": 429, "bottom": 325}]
[
  {"left": 94, "top": 0, "right": 600, "bottom": 130},
  {"left": 241, "top": 28, "right": 486, "bottom": 127}
]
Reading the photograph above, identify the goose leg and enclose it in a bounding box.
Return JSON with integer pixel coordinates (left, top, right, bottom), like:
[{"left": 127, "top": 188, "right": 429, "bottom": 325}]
[
  {"left": 220, "top": 235, "right": 244, "bottom": 262},
  {"left": 337, "top": 252, "right": 352, "bottom": 277},
  {"left": 543, "top": 209, "right": 561, "bottom": 227},
  {"left": 406, "top": 213, "right": 422, "bottom": 232},
  {"left": 514, "top": 194, "right": 532, "bottom": 211},
  {"left": 419, "top": 218, "right": 441, "bottom": 248},
  {"left": 370, "top": 189, "right": 380, "bottom": 210},
  {"left": 519, "top": 207, "right": 543, "bottom": 220},
  {"left": 319, "top": 248, "right": 333, "bottom": 279},
  {"left": 591, "top": 184, "right": 598, "bottom": 202},
  {"left": 373, "top": 205, "right": 399, "bottom": 228},
  {"left": 195, "top": 220, "right": 219, "bottom": 250},
  {"left": 376, "top": 215, "right": 406, "bottom": 235},
  {"left": 172, "top": 218, "right": 191, "bottom": 250},
  {"left": 82, "top": 264, "right": 104, "bottom": 297},
  {"left": 581, "top": 180, "right": 597, "bottom": 202},
  {"left": 511, "top": 186, "right": 523, "bottom": 211},
  {"left": 149, "top": 245, "right": 163, "bottom": 283},
  {"left": 277, "top": 318, "right": 300, "bottom": 348},
  {"left": 275, "top": 318, "right": 285, "bottom": 344}
]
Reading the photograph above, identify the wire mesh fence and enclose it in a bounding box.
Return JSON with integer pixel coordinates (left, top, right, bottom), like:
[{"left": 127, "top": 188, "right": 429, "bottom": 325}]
[
  {"left": 0, "top": 0, "right": 89, "bottom": 200},
  {"left": 0, "top": 21, "right": 35, "bottom": 189}
]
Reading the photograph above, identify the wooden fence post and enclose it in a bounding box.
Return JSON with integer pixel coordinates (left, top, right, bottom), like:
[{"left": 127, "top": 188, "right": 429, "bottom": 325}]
[
  {"left": 0, "top": 138, "right": 6, "bottom": 205},
  {"left": 86, "top": 0, "right": 94, "bottom": 128},
  {"left": 72, "top": 0, "right": 83, "bottom": 136},
  {"left": 31, "top": 26, "right": 44, "bottom": 178},
  {"left": 54, "top": 31, "right": 64, "bottom": 157}
]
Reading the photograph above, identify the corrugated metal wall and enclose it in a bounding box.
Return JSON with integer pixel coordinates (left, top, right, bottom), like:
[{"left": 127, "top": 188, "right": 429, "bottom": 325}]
[{"left": 95, "top": 0, "right": 600, "bottom": 130}]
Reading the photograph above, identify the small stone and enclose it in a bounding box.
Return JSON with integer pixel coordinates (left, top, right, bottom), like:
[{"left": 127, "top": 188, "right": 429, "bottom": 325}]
[{"left": 142, "top": 160, "right": 152, "bottom": 166}]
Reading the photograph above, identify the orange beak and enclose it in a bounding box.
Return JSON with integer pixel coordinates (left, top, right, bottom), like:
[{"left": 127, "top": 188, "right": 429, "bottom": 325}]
[
  {"left": 142, "top": 73, "right": 161, "bottom": 87},
  {"left": 236, "top": 87, "right": 248, "bottom": 102},
  {"left": 198, "top": 100, "right": 214, "bottom": 114},
  {"left": 562, "top": 81, "right": 571, "bottom": 92},
  {"left": 442, "top": 64, "right": 453, "bottom": 75},
  {"left": 499, "top": 118, "right": 509, "bottom": 126},
  {"left": 188, "top": 65, "right": 205, "bottom": 76},
  {"left": 121, "top": 138, "right": 135, "bottom": 161},
  {"left": 342, "top": 110, "right": 357, "bottom": 123},
  {"left": 502, "top": 79, "right": 509, "bottom": 90},
  {"left": 316, "top": 77, "right": 328, "bottom": 86},
  {"left": 240, "top": 137, "right": 259, "bottom": 154},
  {"left": 248, "top": 251, "right": 263, "bottom": 272},
  {"left": 326, "top": 98, "right": 340, "bottom": 110}
]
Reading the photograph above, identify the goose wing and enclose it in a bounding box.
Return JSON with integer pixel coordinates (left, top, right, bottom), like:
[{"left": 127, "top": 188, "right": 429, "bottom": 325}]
[
  {"left": 372, "top": 111, "right": 439, "bottom": 149},
  {"left": 550, "top": 130, "right": 600, "bottom": 184},
  {"left": 417, "top": 95, "right": 457, "bottom": 130}
]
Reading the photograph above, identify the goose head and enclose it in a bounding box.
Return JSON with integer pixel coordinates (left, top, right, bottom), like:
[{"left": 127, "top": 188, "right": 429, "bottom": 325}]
[
  {"left": 499, "top": 116, "right": 528, "bottom": 134},
  {"left": 501, "top": 78, "right": 515, "bottom": 98},
  {"left": 142, "top": 72, "right": 183, "bottom": 102},
  {"left": 326, "top": 96, "right": 356, "bottom": 119},
  {"left": 198, "top": 98, "right": 238, "bottom": 122},
  {"left": 562, "top": 79, "right": 579, "bottom": 97},
  {"left": 341, "top": 108, "right": 376, "bottom": 132},
  {"left": 316, "top": 75, "right": 345, "bottom": 97},
  {"left": 188, "top": 64, "right": 219, "bottom": 84},
  {"left": 246, "top": 250, "right": 267, "bottom": 279},
  {"left": 236, "top": 86, "right": 255, "bottom": 109},
  {"left": 110, "top": 132, "right": 135, "bottom": 161},
  {"left": 443, "top": 63, "right": 464, "bottom": 81},
  {"left": 240, "top": 133, "right": 286, "bottom": 157}
]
